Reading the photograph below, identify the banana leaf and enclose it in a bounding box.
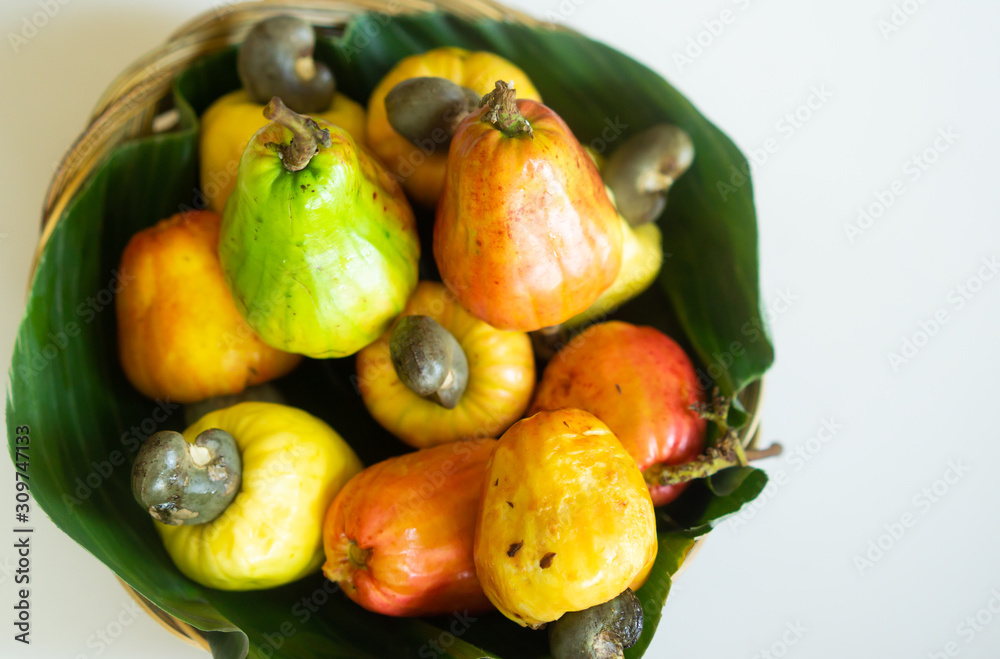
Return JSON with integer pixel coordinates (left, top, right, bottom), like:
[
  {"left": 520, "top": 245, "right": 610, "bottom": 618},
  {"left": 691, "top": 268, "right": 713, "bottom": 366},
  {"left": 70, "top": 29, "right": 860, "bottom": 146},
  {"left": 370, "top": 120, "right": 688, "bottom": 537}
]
[{"left": 6, "top": 10, "right": 773, "bottom": 659}]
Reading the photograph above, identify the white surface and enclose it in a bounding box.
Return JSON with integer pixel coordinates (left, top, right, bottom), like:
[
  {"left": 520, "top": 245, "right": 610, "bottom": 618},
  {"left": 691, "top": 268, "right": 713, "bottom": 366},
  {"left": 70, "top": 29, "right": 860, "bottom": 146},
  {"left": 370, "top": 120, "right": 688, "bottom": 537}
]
[{"left": 1, "top": 0, "right": 998, "bottom": 657}]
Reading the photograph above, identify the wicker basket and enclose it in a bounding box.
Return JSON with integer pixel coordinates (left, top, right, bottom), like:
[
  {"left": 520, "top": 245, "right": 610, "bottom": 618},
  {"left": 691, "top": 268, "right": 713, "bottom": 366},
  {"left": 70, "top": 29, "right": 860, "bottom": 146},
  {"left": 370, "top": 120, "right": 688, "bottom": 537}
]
[{"left": 34, "top": 0, "right": 765, "bottom": 651}]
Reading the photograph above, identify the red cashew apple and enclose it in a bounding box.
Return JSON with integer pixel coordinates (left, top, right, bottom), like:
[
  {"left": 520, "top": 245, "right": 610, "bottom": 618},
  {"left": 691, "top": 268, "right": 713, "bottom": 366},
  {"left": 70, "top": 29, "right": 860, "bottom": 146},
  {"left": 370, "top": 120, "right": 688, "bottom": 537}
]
[
  {"left": 433, "top": 81, "right": 622, "bottom": 331},
  {"left": 531, "top": 321, "right": 706, "bottom": 505},
  {"left": 322, "top": 439, "right": 495, "bottom": 616}
]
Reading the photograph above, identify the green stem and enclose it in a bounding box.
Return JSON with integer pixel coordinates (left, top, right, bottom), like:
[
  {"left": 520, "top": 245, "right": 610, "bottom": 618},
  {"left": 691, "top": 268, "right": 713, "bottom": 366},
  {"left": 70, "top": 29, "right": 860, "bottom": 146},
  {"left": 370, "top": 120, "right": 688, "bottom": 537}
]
[
  {"left": 480, "top": 80, "right": 533, "bottom": 139},
  {"left": 643, "top": 389, "right": 782, "bottom": 487},
  {"left": 263, "top": 96, "right": 332, "bottom": 171}
]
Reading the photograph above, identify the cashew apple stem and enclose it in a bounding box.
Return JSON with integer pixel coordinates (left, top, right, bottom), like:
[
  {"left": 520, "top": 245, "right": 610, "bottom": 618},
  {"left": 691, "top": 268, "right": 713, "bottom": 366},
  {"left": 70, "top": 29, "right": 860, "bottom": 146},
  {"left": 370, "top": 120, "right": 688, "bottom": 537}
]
[
  {"left": 643, "top": 388, "right": 782, "bottom": 487},
  {"left": 348, "top": 540, "right": 373, "bottom": 568},
  {"left": 263, "top": 96, "right": 332, "bottom": 171},
  {"left": 481, "top": 80, "right": 533, "bottom": 139},
  {"left": 323, "top": 538, "right": 372, "bottom": 583},
  {"left": 745, "top": 444, "right": 785, "bottom": 461}
]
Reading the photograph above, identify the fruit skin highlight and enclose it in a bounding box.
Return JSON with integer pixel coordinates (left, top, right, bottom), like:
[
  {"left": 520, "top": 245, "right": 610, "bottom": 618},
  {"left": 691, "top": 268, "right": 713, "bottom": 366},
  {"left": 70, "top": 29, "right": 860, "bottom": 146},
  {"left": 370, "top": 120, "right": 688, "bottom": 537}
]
[
  {"left": 531, "top": 321, "right": 707, "bottom": 505},
  {"left": 474, "top": 409, "right": 657, "bottom": 629},
  {"left": 322, "top": 439, "right": 496, "bottom": 617},
  {"left": 564, "top": 216, "right": 663, "bottom": 328}
]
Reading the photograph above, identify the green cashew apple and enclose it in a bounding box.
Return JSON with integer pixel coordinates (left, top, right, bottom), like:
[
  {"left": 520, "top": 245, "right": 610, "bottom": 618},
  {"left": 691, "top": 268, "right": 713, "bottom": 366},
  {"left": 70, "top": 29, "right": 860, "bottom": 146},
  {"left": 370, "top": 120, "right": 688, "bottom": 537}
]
[{"left": 220, "top": 98, "right": 419, "bottom": 358}]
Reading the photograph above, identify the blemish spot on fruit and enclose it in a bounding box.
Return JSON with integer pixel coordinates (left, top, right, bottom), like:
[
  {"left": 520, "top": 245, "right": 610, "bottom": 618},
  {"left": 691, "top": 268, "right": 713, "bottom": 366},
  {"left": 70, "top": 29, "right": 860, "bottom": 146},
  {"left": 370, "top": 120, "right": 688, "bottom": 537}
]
[
  {"left": 615, "top": 383, "right": 622, "bottom": 394},
  {"left": 494, "top": 479, "right": 499, "bottom": 486},
  {"left": 506, "top": 501, "right": 513, "bottom": 508},
  {"left": 507, "top": 541, "right": 523, "bottom": 557},
  {"left": 372, "top": 191, "right": 378, "bottom": 199},
  {"left": 562, "top": 421, "right": 569, "bottom": 428},
  {"left": 539, "top": 552, "right": 556, "bottom": 569}
]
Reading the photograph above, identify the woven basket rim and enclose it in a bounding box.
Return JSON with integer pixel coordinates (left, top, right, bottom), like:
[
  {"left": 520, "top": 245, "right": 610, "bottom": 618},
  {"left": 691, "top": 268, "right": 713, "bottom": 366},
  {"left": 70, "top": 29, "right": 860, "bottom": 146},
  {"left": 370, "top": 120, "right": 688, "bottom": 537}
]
[{"left": 34, "top": 0, "right": 767, "bottom": 652}]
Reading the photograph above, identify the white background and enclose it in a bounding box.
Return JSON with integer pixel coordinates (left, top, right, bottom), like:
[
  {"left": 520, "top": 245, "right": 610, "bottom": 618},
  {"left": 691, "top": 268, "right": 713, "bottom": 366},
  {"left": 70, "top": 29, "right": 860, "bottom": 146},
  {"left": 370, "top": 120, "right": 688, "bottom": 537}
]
[{"left": 2, "top": 0, "right": 998, "bottom": 657}]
